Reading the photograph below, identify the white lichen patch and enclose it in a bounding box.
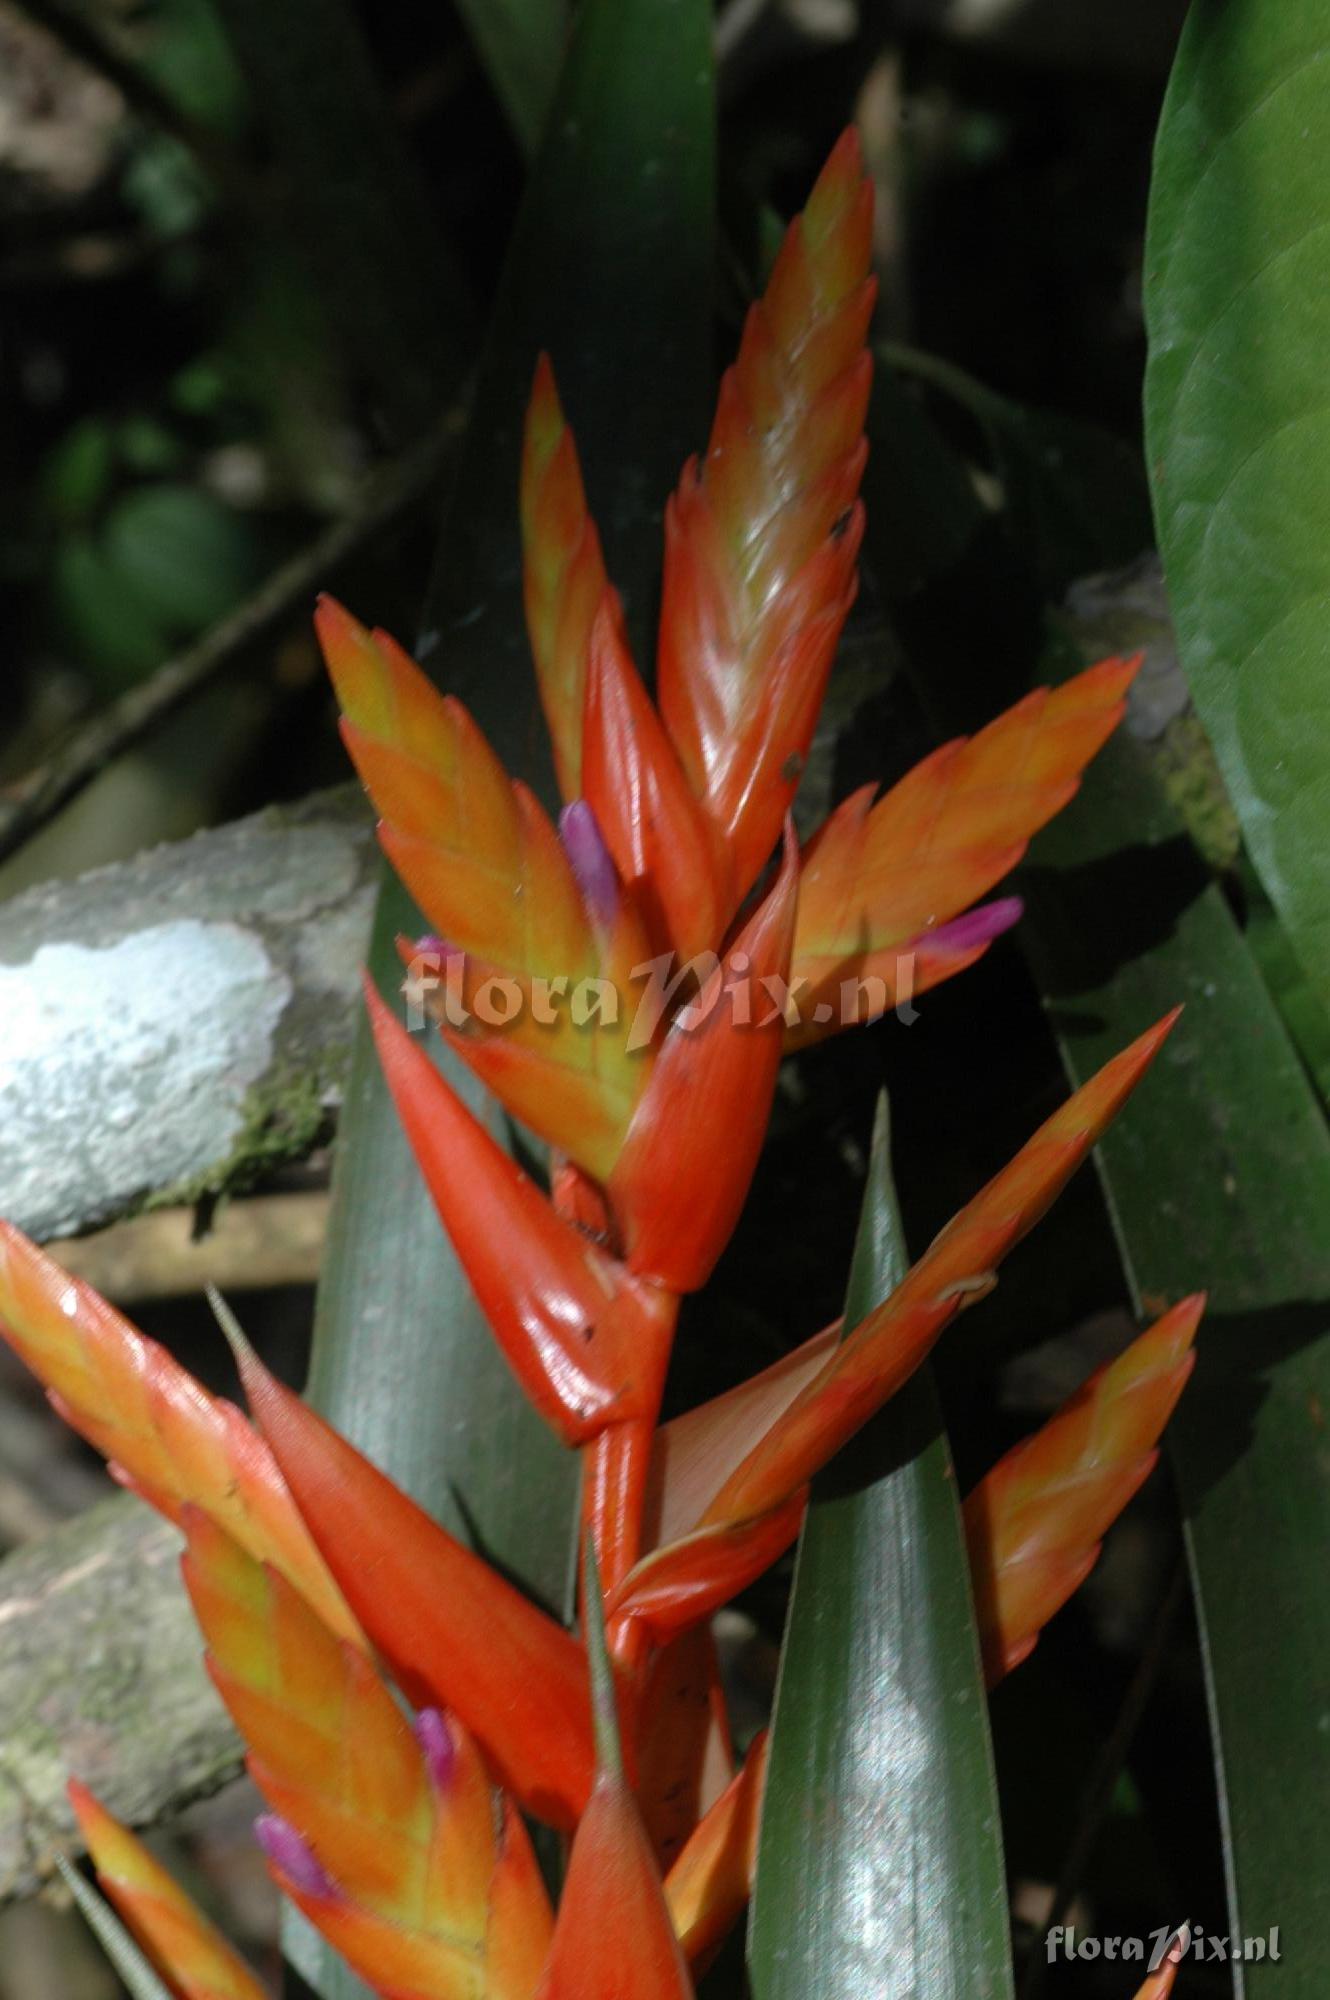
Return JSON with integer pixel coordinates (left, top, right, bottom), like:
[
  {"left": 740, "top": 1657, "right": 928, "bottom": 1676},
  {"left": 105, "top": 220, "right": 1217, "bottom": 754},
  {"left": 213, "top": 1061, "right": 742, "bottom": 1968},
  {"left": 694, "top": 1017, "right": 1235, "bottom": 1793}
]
[{"left": 0, "top": 921, "right": 290, "bottom": 1239}]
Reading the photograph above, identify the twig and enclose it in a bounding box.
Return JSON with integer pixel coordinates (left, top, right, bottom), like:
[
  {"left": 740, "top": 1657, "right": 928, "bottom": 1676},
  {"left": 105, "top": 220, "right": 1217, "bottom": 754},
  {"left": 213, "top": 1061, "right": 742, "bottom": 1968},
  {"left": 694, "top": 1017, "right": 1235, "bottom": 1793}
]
[
  {"left": 1018, "top": 1560, "right": 1189, "bottom": 2000},
  {"left": 0, "top": 418, "right": 458, "bottom": 865}
]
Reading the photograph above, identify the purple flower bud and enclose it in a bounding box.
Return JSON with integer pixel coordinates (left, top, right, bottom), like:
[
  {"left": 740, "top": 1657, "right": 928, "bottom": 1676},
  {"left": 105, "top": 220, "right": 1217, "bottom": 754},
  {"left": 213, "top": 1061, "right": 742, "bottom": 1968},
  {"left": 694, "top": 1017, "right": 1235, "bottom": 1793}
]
[
  {"left": 413, "top": 1707, "right": 457, "bottom": 1793},
  {"left": 559, "top": 800, "right": 619, "bottom": 931},
  {"left": 925, "top": 896, "right": 1024, "bottom": 957},
  {"left": 253, "top": 1815, "right": 337, "bottom": 1899}
]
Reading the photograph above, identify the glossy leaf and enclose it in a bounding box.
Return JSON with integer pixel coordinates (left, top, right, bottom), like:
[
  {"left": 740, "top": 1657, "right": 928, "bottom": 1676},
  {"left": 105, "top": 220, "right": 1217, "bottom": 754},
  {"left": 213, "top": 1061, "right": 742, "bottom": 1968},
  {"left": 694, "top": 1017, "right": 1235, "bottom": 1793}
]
[
  {"left": 1008, "top": 646, "right": 1330, "bottom": 1988},
  {"left": 749, "top": 1096, "right": 1013, "bottom": 1999},
  {"left": 1145, "top": 0, "right": 1330, "bottom": 1000}
]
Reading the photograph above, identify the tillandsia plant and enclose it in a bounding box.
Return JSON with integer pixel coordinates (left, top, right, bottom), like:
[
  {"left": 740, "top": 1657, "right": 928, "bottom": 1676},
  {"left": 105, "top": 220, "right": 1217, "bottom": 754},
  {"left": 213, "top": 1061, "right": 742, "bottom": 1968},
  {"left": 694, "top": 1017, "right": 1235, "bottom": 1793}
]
[{"left": 0, "top": 136, "right": 1200, "bottom": 1999}]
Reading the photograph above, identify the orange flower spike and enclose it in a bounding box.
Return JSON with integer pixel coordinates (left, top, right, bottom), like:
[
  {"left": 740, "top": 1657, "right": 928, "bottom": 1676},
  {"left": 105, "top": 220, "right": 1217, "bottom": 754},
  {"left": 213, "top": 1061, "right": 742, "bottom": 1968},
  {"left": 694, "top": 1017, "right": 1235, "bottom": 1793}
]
[
  {"left": 786, "top": 657, "right": 1139, "bottom": 1047},
  {"left": 226, "top": 1328, "right": 595, "bottom": 1828},
  {"left": 581, "top": 593, "right": 727, "bottom": 962},
  {"left": 0, "top": 1222, "right": 359, "bottom": 1647},
  {"left": 366, "top": 977, "right": 677, "bottom": 1444},
  {"left": 537, "top": 1552, "right": 695, "bottom": 2000},
  {"left": 67, "top": 1781, "right": 267, "bottom": 2000},
  {"left": 663, "top": 1732, "right": 769, "bottom": 1970},
  {"left": 608, "top": 821, "right": 801, "bottom": 1292},
  {"left": 965, "top": 1296, "right": 1203, "bottom": 1684},
  {"left": 699, "top": 1011, "right": 1181, "bottom": 1534},
  {"left": 520, "top": 353, "right": 612, "bottom": 800},
  {"left": 182, "top": 1510, "right": 552, "bottom": 2000},
  {"left": 658, "top": 128, "right": 875, "bottom": 912}
]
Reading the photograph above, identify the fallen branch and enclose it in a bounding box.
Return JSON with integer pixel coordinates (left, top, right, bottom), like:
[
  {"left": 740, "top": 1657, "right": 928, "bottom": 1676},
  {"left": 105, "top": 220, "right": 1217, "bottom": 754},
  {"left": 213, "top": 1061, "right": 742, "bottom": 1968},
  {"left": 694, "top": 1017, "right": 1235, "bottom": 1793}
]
[
  {"left": 0, "top": 787, "right": 375, "bottom": 1242},
  {"left": 48, "top": 1191, "right": 330, "bottom": 1305},
  {"left": 0, "top": 1496, "right": 239, "bottom": 1902}
]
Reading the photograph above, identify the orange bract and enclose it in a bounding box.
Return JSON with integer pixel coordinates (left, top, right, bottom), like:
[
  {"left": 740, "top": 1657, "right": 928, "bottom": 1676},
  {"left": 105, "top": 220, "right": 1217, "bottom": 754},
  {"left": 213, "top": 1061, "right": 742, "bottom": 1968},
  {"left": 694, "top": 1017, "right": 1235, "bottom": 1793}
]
[
  {"left": 658, "top": 128, "right": 875, "bottom": 916},
  {"left": 183, "top": 1510, "right": 552, "bottom": 2000},
  {"left": 786, "top": 656, "right": 1140, "bottom": 1046},
  {"left": 965, "top": 1295, "right": 1202, "bottom": 1682},
  {"left": 68, "top": 1782, "right": 267, "bottom": 2000},
  {"left": 0, "top": 1221, "right": 359, "bottom": 1646}
]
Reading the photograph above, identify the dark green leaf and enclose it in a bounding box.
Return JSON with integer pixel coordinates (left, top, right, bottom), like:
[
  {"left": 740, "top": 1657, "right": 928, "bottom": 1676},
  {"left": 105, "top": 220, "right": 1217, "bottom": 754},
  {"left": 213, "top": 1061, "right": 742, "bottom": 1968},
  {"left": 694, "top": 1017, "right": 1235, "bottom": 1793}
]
[
  {"left": 1017, "top": 638, "right": 1330, "bottom": 1992},
  {"left": 104, "top": 484, "right": 259, "bottom": 634},
  {"left": 750, "top": 1097, "right": 1013, "bottom": 2000},
  {"left": 1145, "top": 0, "right": 1330, "bottom": 1004}
]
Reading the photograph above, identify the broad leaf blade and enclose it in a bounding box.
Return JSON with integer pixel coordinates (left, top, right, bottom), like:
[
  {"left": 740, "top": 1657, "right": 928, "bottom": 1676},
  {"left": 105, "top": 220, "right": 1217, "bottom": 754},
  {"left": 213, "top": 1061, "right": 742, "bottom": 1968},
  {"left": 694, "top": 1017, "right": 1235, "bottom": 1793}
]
[
  {"left": 750, "top": 1098, "right": 1013, "bottom": 2000},
  {"left": 301, "top": 1, "right": 715, "bottom": 1991},
  {"left": 1018, "top": 664, "right": 1330, "bottom": 1991},
  {"left": 1145, "top": 0, "right": 1330, "bottom": 1001}
]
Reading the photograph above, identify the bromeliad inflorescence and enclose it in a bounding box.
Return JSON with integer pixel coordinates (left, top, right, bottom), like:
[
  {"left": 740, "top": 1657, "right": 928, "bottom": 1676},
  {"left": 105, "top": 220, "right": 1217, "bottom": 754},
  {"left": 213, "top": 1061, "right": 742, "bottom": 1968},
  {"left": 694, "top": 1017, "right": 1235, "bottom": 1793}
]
[{"left": 0, "top": 134, "right": 1194, "bottom": 2000}]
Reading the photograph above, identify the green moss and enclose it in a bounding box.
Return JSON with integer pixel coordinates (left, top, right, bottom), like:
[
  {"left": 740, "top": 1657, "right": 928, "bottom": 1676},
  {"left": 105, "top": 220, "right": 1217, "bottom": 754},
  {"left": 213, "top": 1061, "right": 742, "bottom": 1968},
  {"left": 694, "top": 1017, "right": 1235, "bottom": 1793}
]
[{"left": 141, "top": 1051, "right": 346, "bottom": 1217}]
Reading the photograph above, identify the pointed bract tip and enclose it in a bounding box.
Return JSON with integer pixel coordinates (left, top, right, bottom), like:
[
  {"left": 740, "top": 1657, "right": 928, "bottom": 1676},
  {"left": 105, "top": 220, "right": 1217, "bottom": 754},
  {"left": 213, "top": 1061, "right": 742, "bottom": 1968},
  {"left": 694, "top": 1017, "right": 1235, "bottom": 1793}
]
[
  {"left": 253, "top": 1816, "right": 337, "bottom": 1900},
  {"left": 206, "top": 1285, "right": 256, "bottom": 1376},
  {"left": 560, "top": 799, "right": 620, "bottom": 931},
  {"left": 525, "top": 352, "right": 566, "bottom": 456},
  {"left": 413, "top": 1708, "right": 457, "bottom": 1795},
  {"left": 65, "top": 1776, "right": 98, "bottom": 1820},
  {"left": 312, "top": 593, "right": 361, "bottom": 646}
]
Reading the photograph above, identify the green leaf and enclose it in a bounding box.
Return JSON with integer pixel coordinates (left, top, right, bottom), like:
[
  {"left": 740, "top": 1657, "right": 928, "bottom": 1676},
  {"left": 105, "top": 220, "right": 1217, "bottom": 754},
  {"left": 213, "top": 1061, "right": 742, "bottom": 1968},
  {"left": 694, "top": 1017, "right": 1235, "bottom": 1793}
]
[
  {"left": 297, "top": 2, "right": 715, "bottom": 1993},
  {"left": 104, "top": 484, "right": 260, "bottom": 634},
  {"left": 750, "top": 1097, "right": 1013, "bottom": 2000},
  {"left": 1015, "top": 662, "right": 1330, "bottom": 1990},
  {"left": 454, "top": 0, "right": 567, "bottom": 157},
  {"left": 56, "top": 1855, "right": 176, "bottom": 2000},
  {"left": 1145, "top": 0, "right": 1330, "bottom": 1005}
]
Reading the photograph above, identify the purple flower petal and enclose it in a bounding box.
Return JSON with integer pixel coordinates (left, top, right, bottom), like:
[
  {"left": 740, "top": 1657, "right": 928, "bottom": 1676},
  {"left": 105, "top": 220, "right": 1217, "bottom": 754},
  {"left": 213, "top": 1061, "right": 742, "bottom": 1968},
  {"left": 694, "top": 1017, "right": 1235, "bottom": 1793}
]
[
  {"left": 254, "top": 1815, "right": 337, "bottom": 1899},
  {"left": 924, "top": 896, "right": 1023, "bottom": 957},
  {"left": 559, "top": 800, "right": 619, "bottom": 930},
  {"left": 413, "top": 1707, "right": 457, "bottom": 1793}
]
